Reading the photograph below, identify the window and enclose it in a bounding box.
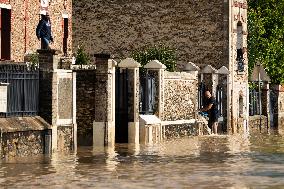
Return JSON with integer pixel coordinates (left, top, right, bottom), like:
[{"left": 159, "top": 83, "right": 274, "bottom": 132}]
[
  {"left": 63, "top": 18, "right": 68, "bottom": 56},
  {"left": 0, "top": 8, "right": 11, "bottom": 60}
]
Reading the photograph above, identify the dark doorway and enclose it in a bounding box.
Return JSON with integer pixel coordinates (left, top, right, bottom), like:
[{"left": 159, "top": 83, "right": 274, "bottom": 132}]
[
  {"left": 1, "top": 8, "right": 11, "bottom": 60},
  {"left": 115, "top": 68, "right": 129, "bottom": 143},
  {"left": 63, "top": 18, "right": 68, "bottom": 56}
]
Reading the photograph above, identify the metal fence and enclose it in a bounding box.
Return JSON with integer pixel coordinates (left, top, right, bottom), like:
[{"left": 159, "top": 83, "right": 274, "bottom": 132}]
[
  {"left": 0, "top": 63, "right": 39, "bottom": 117},
  {"left": 216, "top": 85, "right": 223, "bottom": 117},
  {"left": 198, "top": 82, "right": 223, "bottom": 117},
  {"left": 198, "top": 82, "right": 206, "bottom": 109},
  {"left": 249, "top": 89, "right": 260, "bottom": 116},
  {"left": 139, "top": 72, "right": 156, "bottom": 115}
]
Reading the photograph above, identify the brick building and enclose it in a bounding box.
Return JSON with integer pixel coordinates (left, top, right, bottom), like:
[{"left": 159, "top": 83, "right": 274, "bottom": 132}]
[
  {"left": 73, "top": 0, "right": 249, "bottom": 133},
  {"left": 0, "top": 0, "right": 72, "bottom": 62}
]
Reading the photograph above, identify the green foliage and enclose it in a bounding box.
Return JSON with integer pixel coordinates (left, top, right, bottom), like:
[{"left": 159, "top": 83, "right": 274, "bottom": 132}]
[
  {"left": 25, "top": 53, "right": 39, "bottom": 70},
  {"left": 75, "top": 45, "right": 90, "bottom": 65},
  {"left": 248, "top": 0, "right": 284, "bottom": 84},
  {"left": 131, "top": 44, "right": 177, "bottom": 72}
]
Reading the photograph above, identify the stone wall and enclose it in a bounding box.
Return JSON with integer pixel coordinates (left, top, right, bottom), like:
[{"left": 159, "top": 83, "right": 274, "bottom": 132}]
[
  {"left": 57, "top": 126, "right": 73, "bottom": 151},
  {"left": 0, "top": 116, "right": 51, "bottom": 158},
  {"left": 72, "top": 0, "right": 228, "bottom": 68},
  {"left": 2, "top": 0, "right": 72, "bottom": 62},
  {"left": 75, "top": 70, "right": 96, "bottom": 146},
  {"left": 164, "top": 123, "right": 199, "bottom": 139},
  {"left": 1, "top": 130, "right": 50, "bottom": 158},
  {"left": 248, "top": 115, "right": 268, "bottom": 133},
  {"left": 163, "top": 71, "right": 197, "bottom": 121}
]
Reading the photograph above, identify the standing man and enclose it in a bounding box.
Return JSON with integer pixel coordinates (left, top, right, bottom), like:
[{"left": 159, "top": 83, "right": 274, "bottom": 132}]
[
  {"left": 36, "top": 12, "right": 53, "bottom": 49},
  {"left": 200, "top": 91, "right": 219, "bottom": 134}
]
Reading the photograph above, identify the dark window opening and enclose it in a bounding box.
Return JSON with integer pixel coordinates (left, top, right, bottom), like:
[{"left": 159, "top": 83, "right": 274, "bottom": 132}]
[
  {"left": 1, "top": 8, "right": 11, "bottom": 60},
  {"left": 63, "top": 18, "right": 68, "bottom": 56}
]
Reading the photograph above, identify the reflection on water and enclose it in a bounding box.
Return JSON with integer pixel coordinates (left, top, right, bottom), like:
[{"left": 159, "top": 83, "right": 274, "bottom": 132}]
[{"left": 1, "top": 134, "right": 284, "bottom": 188}]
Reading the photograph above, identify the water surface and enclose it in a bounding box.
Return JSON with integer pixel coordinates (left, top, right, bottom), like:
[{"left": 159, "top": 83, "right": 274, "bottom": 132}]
[{"left": 1, "top": 134, "right": 284, "bottom": 188}]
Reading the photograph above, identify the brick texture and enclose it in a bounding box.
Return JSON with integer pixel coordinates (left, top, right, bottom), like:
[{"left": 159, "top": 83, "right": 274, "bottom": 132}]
[{"left": 2, "top": 0, "right": 72, "bottom": 61}]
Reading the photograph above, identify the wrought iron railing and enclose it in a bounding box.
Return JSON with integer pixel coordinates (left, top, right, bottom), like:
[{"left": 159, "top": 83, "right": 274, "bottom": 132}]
[
  {"left": 0, "top": 63, "right": 39, "bottom": 117},
  {"left": 139, "top": 72, "right": 156, "bottom": 115},
  {"left": 249, "top": 89, "right": 260, "bottom": 116}
]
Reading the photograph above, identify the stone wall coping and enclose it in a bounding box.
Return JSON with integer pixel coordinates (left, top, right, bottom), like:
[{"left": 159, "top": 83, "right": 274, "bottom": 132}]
[
  {"left": 164, "top": 71, "right": 197, "bottom": 80},
  {"left": 144, "top": 60, "right": 166, "bottom": 69},
  {"left": 118, "top": 58, "right": 141, "bottom": 68},
  {"left": 161, "top": 119, "right": 196, "bottom": 125},
  {"left": 248, "top": 115, "right": 267, "bottom": 121},
  {"left": 54, "top": 69, "right": 73, "bottom": 73},
  {"left": 0, "top": 82, "right": 9, "bottom": 86},
  {"left": 217, "top": 66, "right": 230, "bottom": 75},
  {"left": 183, "top": 62, "right": 200, "bottom": 71},
  {"left": 37, "top": 49, "right": 61, "bottom": 55},
  {"left": 71, "top": 64, "right": 96, "bottom": 70},
  {"left": 200, "top": 65, "right": 218, "bottom": 74},
  {"left": 0, "top": 116, "right": 51, "bottom": 133},
  {"left": 139, "top": 115, "right": 161, "bottom": 125}
]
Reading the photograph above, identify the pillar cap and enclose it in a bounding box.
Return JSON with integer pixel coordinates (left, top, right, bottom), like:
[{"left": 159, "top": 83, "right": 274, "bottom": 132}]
[
  {"left": 37, "top": 49, "right": 60, "bottom": 55},
  {"left": 183, "top": 62, "right": 200, "bottom": 71},
  {"left": 217, "top": 66, "right": 230, "bottom": 75},
  {"left": 118, "top": 58, "right": 141, "bottom": 68},
  {"left": 144, "top": 60, "right": 166, "bottom": 69},
  {"left": 200, "top": 65, "right": 218, "bottom": 74}
]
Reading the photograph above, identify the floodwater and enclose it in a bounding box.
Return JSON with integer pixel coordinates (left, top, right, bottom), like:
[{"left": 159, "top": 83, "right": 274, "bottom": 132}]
[{"left": 1, "top": 133, "right": 284, "bottom": 188}]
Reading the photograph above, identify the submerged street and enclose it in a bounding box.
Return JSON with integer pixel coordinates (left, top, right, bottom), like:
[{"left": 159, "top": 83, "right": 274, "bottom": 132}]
[{"left": 1, "top": 133, "right": 284, "bottom": 188}]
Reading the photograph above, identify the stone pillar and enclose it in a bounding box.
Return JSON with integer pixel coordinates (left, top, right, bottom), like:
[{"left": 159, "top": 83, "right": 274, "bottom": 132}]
[
  {"left": 217, "top": 66, "right": 230, "bottom": 133},
  {"left": 144, "top": 60, "right": 166, "bottom": 120},
  {"left": 183, "top": 62, "right": 199, "bottom": 120},
  {"left": 93, "top": 54, "right": 116, "bottom": 147},
  {"left": 38, "top": 49, "right": 77, "bottom": 152},
  {"left": 118, "top": 58, "right": 141, "bottom": 144}
]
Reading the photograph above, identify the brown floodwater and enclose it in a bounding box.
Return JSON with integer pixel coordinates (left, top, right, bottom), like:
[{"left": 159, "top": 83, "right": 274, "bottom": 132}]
[{"left": 1, "top": 133, "right": 284, "bottom": 188}]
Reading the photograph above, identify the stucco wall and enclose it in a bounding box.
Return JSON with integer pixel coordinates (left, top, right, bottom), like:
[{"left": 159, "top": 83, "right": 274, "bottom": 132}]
[
  {"left": 163, "top": 71, "right": 197, "bottom": 121},
  {"left": 2, "top": 0, "right": 72, "bottom": 61},
  {"left": 72, "top": 0, "right": 228, "bottom": 68}
]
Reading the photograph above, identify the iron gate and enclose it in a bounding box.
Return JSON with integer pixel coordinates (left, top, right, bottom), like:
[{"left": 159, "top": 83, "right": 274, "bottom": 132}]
[
  {"left": 0, "top": 63, "right": 39, "bottom": 117},
  {"left": 139, "top": 72, "right": 156, "bottom": 115},
  {"left": 115, "top": 68, "right": 129, "bottom": 143}
]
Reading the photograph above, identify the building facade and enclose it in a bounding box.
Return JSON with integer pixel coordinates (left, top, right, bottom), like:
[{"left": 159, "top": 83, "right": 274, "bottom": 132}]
[
  {"left": 73, "top": 0, "right": 249, "bottom": 133},
  {"left": 0, "top": 0, "right": 72, "bottom": 62}
]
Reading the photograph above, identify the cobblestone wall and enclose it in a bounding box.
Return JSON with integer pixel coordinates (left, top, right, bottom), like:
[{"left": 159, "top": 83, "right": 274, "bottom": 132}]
[
  {"left": 73, "top": 0, "right": 228, "bottom": 68},
  {"left": 76, "top": 70, "right": 96, "bottom": 146},
  {"left": 57, "top": 126, "right": 73, "bottom": 151},
  {"left": 1, "top": 130, "right": 47, "bottom": 158},
  {"left": 2, "top": 0, "right": 72, "bottom": 61},
  {"left": 163, "top": 71, "right": 198, "bottom": 121}
]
